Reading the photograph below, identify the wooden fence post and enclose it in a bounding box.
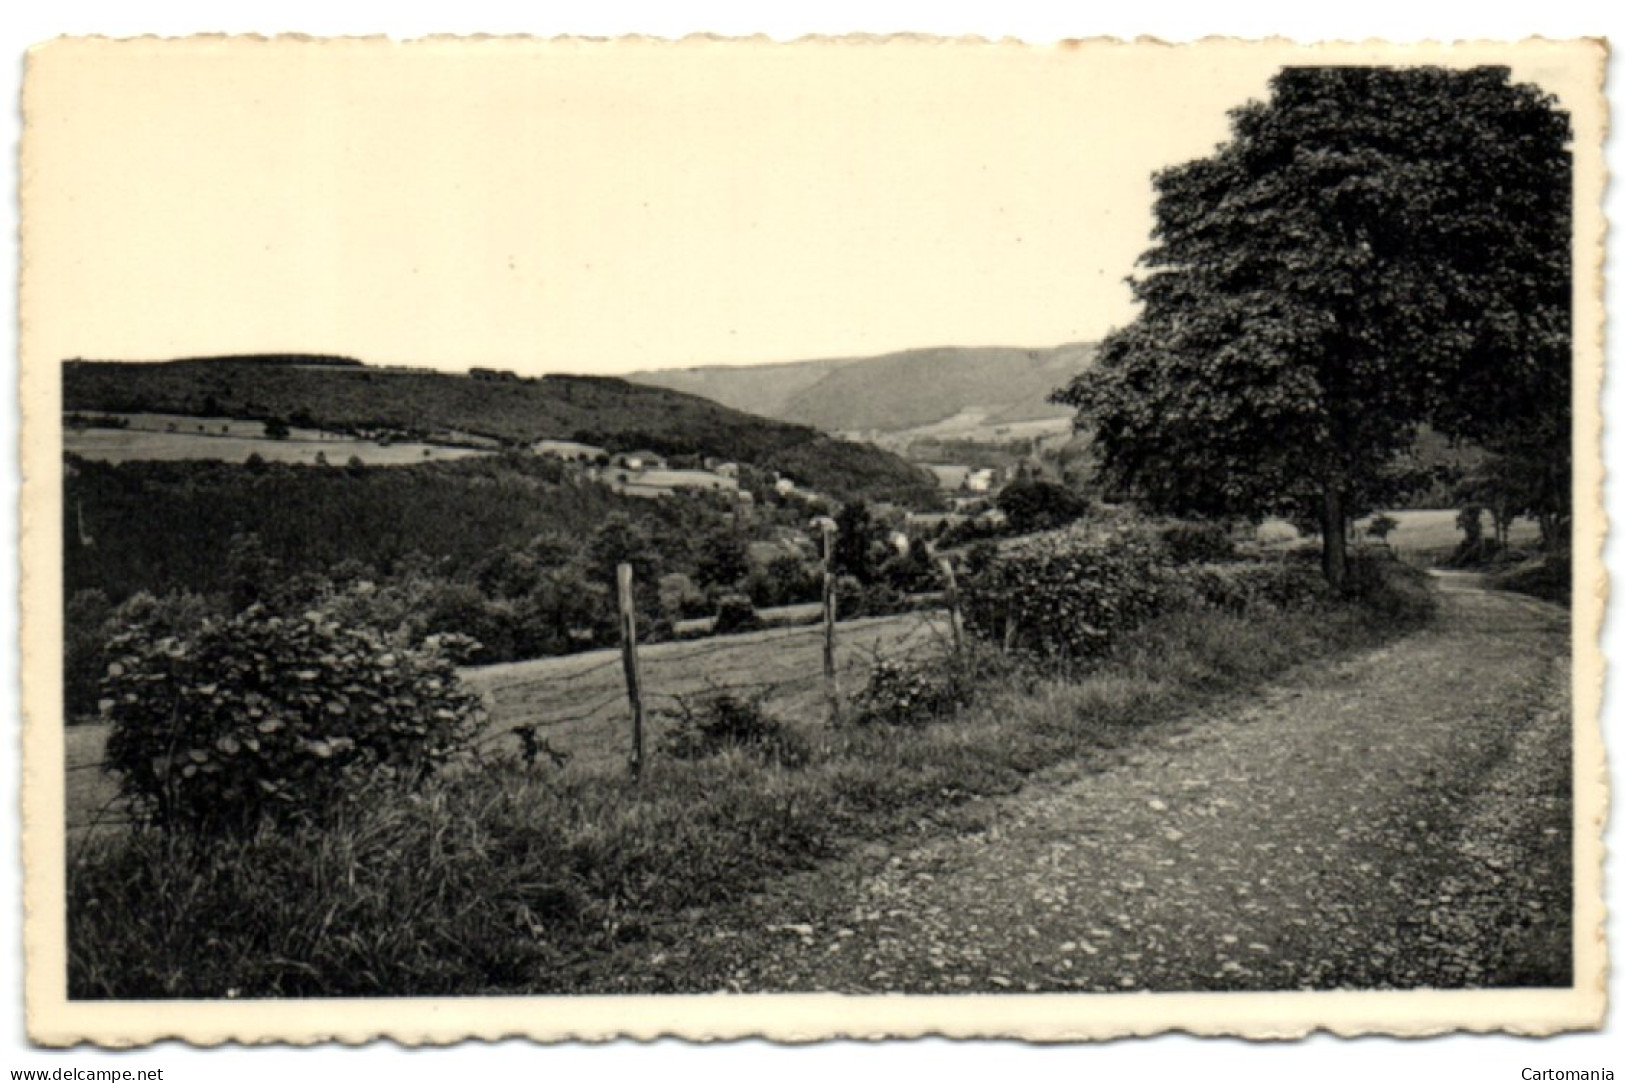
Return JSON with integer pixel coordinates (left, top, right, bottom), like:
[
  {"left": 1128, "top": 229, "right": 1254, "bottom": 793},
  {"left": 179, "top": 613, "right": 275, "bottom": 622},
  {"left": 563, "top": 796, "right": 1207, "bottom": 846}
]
[
  {"left": 821, "top": 521, "right": 843, "bottom": 726},
  {"left": 937, "top": 556, "right": 964, "bottom": 655},
  {"left": 616, "top": 562, "right": 646, "bottom": 781}
]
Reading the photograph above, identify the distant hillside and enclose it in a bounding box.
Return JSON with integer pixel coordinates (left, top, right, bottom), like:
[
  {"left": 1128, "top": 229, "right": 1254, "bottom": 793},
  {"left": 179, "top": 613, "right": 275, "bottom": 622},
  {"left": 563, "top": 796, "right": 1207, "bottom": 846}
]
[
  {"left": 626, "top": 357, "right": 858, "bottom": 420},
  {"left": 61, "top": 356, "right": 938, "bottom": 505},
  {"left": 628, "top": 343, "right": 1097, "bottom": 435}
]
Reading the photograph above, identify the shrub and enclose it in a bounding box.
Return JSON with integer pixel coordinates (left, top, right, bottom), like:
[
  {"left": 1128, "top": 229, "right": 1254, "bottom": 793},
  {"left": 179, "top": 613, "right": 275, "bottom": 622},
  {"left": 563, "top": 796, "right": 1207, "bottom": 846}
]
[
  {"left": 100, "top": 605, "right": 485, "bottom": 835},
  {"left": 877, "top": 543, "right": 939, "bottom": 594},
  {"left": 658, "top": 573, "right": 708, "bottom": 622},
  {"left": 848, "top": 648, "right": 1018, "bottom": 728},
  {"left": 997, "top": 478, "right": 1090, "bottom": 534},
  {"left": 1492, "top": 552, "right": 1570, "bottom": 607},
  {"left": 963, "top": 540, "right": 1000, "bottom": 577},
  {"left": 1365, "top": 513, "right": 1400, "bottom": 542},
  {"left": 1448, "top": 504, "right": 1501, "bottom": 566},
  {"left": 64, "top": 589, "right": 115, "bottom": 719},
  {"left": 694, "top": 531, "right": 750, "bottom": 589},
  {"left": 659, "top": 691, "right": 808, "bottom": 767},
  {"left": 1159, "top": 520, "right": 1235, "bottom": 564},
  {"left": 757, "top": 553, "right": 820, "bottom": 608},
  {"left": 711, "top": 593, "right": 765, "bottom": 636},
  {"left": 832, "top": 574, "right": 867, "bottom": 618},
  {"left": 422, "top": 582, "right": 512, "bottom": 662},
  {"left": 960, "top": 523, "right": 1165, "bottom": 663},
  {"left": 1166, "top": 560, "right": 1328, "bottom": 615}
]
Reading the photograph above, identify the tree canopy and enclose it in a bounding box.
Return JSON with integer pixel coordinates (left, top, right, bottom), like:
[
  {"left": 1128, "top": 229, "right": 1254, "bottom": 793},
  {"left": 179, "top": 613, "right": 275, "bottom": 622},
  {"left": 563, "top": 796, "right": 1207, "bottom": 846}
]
[
  {"left": 996, "top": 477, "right": 1090, "bottom": 534},
  {"left": 1055, "top": 66, "right": 1570, "bottom": 583}
]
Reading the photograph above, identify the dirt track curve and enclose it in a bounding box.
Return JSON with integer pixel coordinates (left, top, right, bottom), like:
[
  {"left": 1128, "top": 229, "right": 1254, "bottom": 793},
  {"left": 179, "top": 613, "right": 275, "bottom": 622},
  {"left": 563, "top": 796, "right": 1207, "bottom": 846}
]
[{"left": 625, "top": 572, "right": 1574, "bottom": 994}]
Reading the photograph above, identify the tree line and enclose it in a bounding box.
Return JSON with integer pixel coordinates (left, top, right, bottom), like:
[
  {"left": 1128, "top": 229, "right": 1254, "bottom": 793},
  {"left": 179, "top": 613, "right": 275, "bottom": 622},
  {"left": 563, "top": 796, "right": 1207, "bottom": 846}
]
[{"left": 63, "top": 454, "right": 955, "bottom": 717}]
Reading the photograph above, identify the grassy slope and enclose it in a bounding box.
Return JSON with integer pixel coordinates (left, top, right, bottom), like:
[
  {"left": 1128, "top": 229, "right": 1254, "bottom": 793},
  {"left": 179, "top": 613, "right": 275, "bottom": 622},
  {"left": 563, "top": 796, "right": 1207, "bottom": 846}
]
[{"left": 62, "top": 359, "right": 937, "bottom": 503}]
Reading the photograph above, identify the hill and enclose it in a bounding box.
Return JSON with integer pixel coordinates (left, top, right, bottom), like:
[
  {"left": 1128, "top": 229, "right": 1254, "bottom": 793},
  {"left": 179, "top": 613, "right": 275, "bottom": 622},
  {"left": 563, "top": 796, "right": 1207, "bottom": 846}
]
[
  {"left": 61, "top": 356, "right": 938, "bottom": 505},
  {"left": 622, "top": 357, "right": 857, "bottom": 420},
  {"left": 627, "top": 342, "right": 1097, "bottom": 435}
]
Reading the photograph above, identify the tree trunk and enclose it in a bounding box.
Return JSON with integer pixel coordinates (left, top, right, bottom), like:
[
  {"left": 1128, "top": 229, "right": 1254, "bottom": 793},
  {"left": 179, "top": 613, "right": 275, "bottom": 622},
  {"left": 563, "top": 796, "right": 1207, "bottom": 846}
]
[{"left": 1320, "top": 485, "right": 1347, "bottom": 589}]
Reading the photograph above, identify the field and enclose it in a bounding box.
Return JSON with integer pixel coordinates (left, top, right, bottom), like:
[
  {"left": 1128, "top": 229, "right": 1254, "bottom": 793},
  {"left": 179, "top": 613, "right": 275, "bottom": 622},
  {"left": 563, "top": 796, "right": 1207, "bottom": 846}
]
[
  {"left": 65, "top": 609, "right": 953, "bottom": 832},
  {"left": 64, "top": 413, "right": 492, "bottom": 466},
  {"left": 466, "top": 609, "right": 950, "bottom": 769},
  {"left": 1356, "top": 508, "right": 1542, "bottom": 558}
]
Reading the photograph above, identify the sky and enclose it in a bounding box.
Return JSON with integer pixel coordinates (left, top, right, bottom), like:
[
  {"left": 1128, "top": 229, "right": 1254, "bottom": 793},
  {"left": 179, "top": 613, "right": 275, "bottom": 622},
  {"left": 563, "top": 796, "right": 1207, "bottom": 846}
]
[{"left": 21, "top": 38, "right": 1588, "bottom": 376}]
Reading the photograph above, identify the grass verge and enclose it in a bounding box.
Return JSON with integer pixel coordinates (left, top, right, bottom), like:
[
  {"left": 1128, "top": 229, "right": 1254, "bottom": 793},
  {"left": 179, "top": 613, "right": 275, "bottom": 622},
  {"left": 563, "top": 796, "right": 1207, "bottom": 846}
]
[{"left": 68, "top": 561, "right": 1436, "bottom": 998}]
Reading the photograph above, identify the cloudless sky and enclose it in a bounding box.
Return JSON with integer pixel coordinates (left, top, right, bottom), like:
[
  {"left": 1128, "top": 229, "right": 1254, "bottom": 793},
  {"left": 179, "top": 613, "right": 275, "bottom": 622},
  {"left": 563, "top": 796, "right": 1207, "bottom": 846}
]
[{"left": 23, "top": 38, "right": 1581, "bottom": 375}]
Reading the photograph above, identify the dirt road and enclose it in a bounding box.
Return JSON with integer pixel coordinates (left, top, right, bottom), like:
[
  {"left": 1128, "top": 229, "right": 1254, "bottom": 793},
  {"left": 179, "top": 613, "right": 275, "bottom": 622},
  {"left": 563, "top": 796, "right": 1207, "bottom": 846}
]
[{"left": 658, "top": 575, "right": 1573, "bottom": 993}]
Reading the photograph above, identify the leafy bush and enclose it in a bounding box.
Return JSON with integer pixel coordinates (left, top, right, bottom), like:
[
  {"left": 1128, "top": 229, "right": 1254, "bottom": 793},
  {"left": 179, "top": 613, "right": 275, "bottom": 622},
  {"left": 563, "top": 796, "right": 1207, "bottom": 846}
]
[
  {"left": 832, "top": 574, "right": 866, "bottom": 618},
  {"left": 1340, "top": 554, "right": 1438, "bottom": 627},
  {"left": 659, "top": 691, "right": 809, "bottom": 767},
  {"left": 1165, "top": 560, "right": 1328, "bottom": 615},
  {"left": 960, "top": 524, "right": 1166, "bottom": 663},
  {"left": 658, "top": 573, "right": 709, "bottom": 622},
  {"left": 66, "top": 589, "right": 219, "bottom": 719},
  {"left": 748, "top": 553, "right": 821, "bottom": 609},
  {"left": 851, "top": 650, "right": 988, "bottom": 725},
  {"left": 1447, "top": 504, "right": 1503, "bottom": 566},
  {"left": 711, "top": 594, "right": 766, "bottom": 636},
  {"left": 1365, "top": 513, "right": 1400, "bottom": 542},
  {"left": 877, "top": 543, "right": 939, "bottom": 594},
  {"left": 831, "top": 576, "right": 911, "bottom": 620},
  {"left": 1159, "top": 520, "right": 1235, "bottom": 564},
  {"left": 694, "top": 531, "right": 750, "bottom": 589},
  {"left": 996, "top": 478, "right": 1090, "bottom": 533},
  {"left": 937, "top": 515, "right": 1009, "bottom": 550},
  {"left": 100, "top": 605, "right": 485, "bottom": 834}
]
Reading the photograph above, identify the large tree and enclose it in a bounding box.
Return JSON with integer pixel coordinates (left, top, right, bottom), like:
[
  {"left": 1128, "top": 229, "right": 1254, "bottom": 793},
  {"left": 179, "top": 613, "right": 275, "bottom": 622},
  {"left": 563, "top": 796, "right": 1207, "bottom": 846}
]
[{"left": 1055, "top": 66, "right": 1570, "bottom": 585}]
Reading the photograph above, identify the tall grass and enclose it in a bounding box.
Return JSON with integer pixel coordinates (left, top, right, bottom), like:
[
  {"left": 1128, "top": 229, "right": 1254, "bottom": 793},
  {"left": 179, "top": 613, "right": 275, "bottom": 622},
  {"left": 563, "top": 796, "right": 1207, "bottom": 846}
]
[{"left": 68, "top": 561, "right": 1435, "bottom": 998}]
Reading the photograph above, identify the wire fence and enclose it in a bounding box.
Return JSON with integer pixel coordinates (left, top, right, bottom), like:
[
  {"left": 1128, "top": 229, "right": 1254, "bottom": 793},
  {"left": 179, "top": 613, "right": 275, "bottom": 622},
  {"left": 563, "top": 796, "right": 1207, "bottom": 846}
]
[{"left": 66, "top": 554, "right": 968, "bottom": 830}]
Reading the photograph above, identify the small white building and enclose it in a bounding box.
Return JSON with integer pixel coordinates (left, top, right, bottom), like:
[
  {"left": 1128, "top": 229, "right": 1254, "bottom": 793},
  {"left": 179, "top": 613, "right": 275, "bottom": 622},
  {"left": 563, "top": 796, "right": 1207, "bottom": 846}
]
[
  {"left": 533, "top": 439, "right": 606, "bottom": 462},
  {"left": 611, "top": 450, "right": 669, "bottom": 472}
]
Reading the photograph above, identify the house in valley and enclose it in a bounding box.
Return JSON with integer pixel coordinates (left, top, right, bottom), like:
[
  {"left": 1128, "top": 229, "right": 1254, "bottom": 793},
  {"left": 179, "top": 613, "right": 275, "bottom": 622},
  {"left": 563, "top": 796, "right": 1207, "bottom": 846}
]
[
  {"left": 611, "top": 450, "right": 668, "bottom": 472},
  {"left": 533, "top": 438, "right": 606, "bottom": 462}
]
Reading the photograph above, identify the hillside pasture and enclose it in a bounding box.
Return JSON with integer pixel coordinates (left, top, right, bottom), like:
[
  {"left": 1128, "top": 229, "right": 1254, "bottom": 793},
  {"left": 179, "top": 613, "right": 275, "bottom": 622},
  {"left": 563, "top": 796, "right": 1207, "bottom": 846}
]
[
  {"left": 65, "top": 609, "right": 954, "bottom": 834},
  {"left": 64, "top": 418, "right": 492, "bottom": 467},
  {"left": 63, "top": 358, "right": 944, "bottom": 505},
  {"left": 1356, "top": 509, "right": 1542, "bottom": 558}
]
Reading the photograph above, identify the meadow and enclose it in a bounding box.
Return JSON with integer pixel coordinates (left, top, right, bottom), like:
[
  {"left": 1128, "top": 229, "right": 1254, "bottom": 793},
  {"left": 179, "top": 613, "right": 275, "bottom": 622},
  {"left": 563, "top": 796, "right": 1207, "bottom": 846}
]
[
  {"left": 64, "top": 414, "right": 492, "bottom": 466},
  {"left": 66, "top": 553, "right": 1438, "bottom": 998},
  {"left": 66, "top": 609, "right": 952, "bottom": 833},
  {"left": 1356, "top": 508, "right": 1542, "bottom": 559}
]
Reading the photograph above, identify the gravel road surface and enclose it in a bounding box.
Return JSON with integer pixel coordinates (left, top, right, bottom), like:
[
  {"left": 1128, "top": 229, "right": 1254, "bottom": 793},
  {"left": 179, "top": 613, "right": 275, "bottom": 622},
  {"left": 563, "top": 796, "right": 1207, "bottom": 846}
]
[{"left": 648, "top": 575, "right": 1572, "bottom": 994}]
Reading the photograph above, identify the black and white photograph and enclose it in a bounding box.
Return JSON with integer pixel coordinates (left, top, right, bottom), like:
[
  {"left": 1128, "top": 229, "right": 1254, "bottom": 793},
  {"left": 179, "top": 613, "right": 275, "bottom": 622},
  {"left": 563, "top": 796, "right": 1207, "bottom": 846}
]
[{"left": 16, "top": 31, "right": 1607, "bottom": 1049}]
